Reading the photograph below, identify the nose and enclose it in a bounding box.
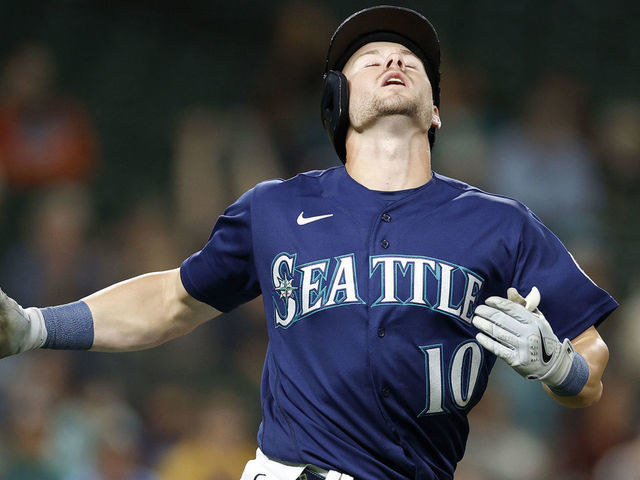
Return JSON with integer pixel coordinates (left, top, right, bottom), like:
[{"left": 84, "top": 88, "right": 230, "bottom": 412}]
[{"left": 385, "top": 53, "right": 404, "bottom": 70}]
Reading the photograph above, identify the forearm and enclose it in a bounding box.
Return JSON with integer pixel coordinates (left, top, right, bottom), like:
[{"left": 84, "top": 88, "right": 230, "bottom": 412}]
[
  {"left": 85, "top": 268, "right": 220, "bottom": 352},
  {"left": 543, "top": 327, "right": 609, "bottom": 408}
]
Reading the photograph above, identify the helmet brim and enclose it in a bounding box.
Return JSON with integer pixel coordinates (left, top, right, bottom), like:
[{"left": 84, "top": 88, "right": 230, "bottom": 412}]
[{"left": 325, "top": 5, "right": 440, "bottom": 75}]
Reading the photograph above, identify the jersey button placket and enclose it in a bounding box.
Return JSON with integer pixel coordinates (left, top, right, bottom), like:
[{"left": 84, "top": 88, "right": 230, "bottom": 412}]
[{"left": 371, "top": 209, "right": 394, "bottom": 412}]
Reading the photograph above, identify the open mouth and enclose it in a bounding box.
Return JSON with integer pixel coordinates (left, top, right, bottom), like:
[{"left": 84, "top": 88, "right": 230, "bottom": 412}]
[{"left": 382, "top": 73, "right": 407, "bottom": 87}]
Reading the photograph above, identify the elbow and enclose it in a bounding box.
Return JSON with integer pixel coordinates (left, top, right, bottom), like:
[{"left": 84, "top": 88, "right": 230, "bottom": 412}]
[
  {"left": 548, "top": 381, "right": 603, "bottom": 409},
  {"left": 574, "top": 381, "right": 604, "bottom": 408},
  {"left": 579, "top": 338, "right": 609, "bottom": 407},
  {"left": 565, "top": 330, "right": 609, "bottom": 408}
]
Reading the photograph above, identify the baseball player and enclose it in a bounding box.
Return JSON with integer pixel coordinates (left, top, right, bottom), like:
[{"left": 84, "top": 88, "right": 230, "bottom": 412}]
[{"left": 0, "top": 6, "right": 617, "bottom": 480}]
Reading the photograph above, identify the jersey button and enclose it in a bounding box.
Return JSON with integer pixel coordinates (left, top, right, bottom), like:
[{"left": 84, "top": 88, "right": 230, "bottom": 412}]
[
  {"left": 380, "top": 239, "right": 390, "bottom": 249},
  {"left": 382, "top": 386, "right": 391, "bottom": 398},
  {"left": 377, "top": 327, "right": 385, "bottom": 338},
  {"left": 381, "top": 213, "right": 392, "bottom": 222}
]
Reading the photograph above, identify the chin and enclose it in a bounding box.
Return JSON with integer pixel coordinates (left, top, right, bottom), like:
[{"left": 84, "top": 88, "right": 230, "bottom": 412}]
[
  {"left": 350, "top": 93, "right": 428, "bottom": 131},
  {"left": 376, "top": 96, "right": 418, "bottom": 117}
]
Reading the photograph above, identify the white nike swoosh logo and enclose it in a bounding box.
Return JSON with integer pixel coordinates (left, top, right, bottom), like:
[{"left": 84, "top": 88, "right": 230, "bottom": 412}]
[{"left": 296, "top": 212, "right": 334, "bottom": 225}]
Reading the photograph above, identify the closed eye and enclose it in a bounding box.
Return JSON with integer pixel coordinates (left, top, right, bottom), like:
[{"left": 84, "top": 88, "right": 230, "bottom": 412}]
[{"left": 365, "top": 63, "right": 380, "bottom": 67}]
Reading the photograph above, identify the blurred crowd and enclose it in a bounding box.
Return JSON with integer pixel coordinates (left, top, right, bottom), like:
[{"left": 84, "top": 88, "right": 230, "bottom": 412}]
[{"left": 0, "top": 2, "right": 639, "bottom": 479}]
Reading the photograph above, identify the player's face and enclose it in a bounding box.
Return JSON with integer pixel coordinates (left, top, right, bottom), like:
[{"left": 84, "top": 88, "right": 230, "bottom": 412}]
[{"left": 342, "top": 41, "right": 440, "bottom": 132}]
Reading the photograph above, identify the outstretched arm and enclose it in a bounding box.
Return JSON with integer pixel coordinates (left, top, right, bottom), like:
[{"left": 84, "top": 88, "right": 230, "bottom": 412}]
[
  {"left": 86, "top": 268, "right": 220, "bottom": 352},
  {"left": 0, "top": 268, "right": 220, "bottom": 357}
]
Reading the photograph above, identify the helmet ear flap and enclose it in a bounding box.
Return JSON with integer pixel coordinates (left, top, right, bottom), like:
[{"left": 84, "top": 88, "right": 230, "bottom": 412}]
[{"left": 321, "top": 70, "right": 350, "bottom": 163}]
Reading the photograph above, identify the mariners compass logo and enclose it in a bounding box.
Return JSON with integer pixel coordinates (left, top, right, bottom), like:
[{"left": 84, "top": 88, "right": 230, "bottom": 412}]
[{"left": 274, "top": 274, "right": 297, "bottom": 300}]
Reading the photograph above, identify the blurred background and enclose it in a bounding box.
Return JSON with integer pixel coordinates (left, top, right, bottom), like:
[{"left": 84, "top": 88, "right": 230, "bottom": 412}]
[{"left": 0, "top": 1, "right": 638, "bottom": 479}]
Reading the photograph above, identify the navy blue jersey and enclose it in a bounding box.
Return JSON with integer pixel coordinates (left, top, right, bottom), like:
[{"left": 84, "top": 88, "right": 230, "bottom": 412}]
[{"left": 181, "top": 166, "right": 617, "bottom": 480}]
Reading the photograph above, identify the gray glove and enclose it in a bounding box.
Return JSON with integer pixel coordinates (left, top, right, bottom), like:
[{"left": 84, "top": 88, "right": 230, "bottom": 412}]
[{"left": 472, "top": 287, "right": 578, "bottom": 387}]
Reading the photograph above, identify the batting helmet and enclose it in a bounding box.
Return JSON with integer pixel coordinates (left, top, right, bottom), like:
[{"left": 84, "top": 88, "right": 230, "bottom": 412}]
[{"left": 321, "top": 6, "right": 441, "bottom": 163}]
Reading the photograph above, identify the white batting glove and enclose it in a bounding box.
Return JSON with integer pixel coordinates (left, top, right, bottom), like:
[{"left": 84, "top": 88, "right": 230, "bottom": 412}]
[
  {"left": 0, "top": 288, "right": 47, "bottom": 358},
  {"left": 472, "top": 287, "right": 579, "bottom": 388}
]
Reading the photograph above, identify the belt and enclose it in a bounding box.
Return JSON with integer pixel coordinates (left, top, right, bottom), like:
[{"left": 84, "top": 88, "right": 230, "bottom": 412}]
[
  {"left": 259, "top": 447, "right": 354, "bottom": 480},
  {"left": 297, "top": 468, "right": 327, "bottom": 480},
  {"left": 297, "top": 466, "right": 355, "bottom": 480}
]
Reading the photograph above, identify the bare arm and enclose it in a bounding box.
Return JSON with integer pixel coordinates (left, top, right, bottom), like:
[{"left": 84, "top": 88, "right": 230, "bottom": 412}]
[
  {"left": 543, "top": 326, "right": 609, "bottom": 408},
  {"left": 85, "top": 268, "right": 220, "bottom": 352}
]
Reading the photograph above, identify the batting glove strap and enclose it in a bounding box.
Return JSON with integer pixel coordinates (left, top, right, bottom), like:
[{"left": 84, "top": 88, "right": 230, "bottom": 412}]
[
  {"left": 545, "top": 340, "right": 589, "bottom": 396},
  {"left": 22, "top": 307, "right": 48, "bottom": 352},
  {"left": 537, "top": 337, "right": 574, "bottom": 385},
  {"left": 0, "top": 289, "right": 48, "bottom": 357}
]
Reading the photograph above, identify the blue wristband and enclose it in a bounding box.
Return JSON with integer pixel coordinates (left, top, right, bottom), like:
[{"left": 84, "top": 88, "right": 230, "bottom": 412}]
[
  {"left": 548, "top": 352, "right": 589, "bottom": 397},
  {"left": 40, "top": 301, "right": 94, "bottom": 350}
]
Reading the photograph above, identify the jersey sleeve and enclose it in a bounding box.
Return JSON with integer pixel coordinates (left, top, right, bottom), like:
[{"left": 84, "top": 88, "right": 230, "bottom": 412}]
[
  {"left": 180, "top": 187, "right": 261, "bottom": 312},
  {"left": 511, "top": 208, "right": 618, "bottom": 341}
]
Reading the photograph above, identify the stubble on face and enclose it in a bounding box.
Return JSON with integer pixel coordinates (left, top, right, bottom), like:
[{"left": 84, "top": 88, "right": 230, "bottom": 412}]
[
  {"left": 349, "top": 82, "right": 433, "bottom": 133},
  {"left": 350, "top": 92, "right": 414, "bottom": 130}
]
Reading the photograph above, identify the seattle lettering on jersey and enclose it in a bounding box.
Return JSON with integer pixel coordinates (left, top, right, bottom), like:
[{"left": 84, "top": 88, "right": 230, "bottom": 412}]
[{"left": 271, "top": 252, "right": 485, "bottom": 328}]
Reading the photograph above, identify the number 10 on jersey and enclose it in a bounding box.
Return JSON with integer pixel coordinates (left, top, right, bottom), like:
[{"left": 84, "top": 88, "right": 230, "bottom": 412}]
[{"left": 418, "top": 341, "right": 484, "bottom": 416}]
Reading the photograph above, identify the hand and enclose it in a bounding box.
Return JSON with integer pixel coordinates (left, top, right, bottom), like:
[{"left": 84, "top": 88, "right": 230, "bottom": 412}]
[
  {"left": 472, "top": 287, "right": 577, "bottom": 387},
  {"left": 0, "top": 289, "right": 47, "bottom": 358}
]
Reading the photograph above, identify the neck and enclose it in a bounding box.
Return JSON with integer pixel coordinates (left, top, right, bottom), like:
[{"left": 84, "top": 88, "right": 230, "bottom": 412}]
[{"left": 344, "top": 116, "right": 432, "bottom": 191}]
